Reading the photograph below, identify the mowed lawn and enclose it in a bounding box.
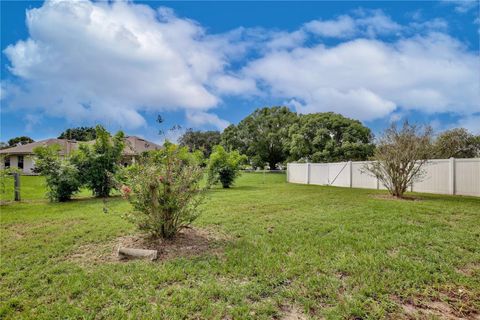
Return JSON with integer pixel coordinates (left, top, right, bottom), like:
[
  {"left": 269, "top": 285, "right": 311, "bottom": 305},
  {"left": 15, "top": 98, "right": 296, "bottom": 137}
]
[{"left": 1, "top": 173, "right": 479, "bottom": 319}]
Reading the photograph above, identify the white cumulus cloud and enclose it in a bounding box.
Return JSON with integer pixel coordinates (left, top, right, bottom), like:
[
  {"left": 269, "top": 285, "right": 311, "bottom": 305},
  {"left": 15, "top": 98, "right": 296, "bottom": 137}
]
[
  {"left": 241, "top": 33, "right": 479, "bottom": 121},
  {"left": 2, "top": 2, "right": 479, "bottom": 131},
  {"left": 186, "top": 111, "right": 230, "bottom": 130},
  {"left": 3, "top": 0, "right": 234, "bottom": 129}
]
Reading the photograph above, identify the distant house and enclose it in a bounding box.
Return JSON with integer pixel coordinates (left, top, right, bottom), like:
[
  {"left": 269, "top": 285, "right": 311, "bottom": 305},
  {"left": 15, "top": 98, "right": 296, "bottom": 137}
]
[{"left": 0, "top": 136, "right": 161, "bottom": 174}]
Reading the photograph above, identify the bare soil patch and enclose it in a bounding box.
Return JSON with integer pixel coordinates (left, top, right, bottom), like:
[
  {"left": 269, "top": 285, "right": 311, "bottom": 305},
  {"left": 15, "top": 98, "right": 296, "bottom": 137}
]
[
  {"left": 67, "top": 227, "right": 227, "bottom": 265},
  {"left": 393, "top": 293, "right": 480, "bottom": 320},
  {"left": 457, "top": 263, "right": 480, "bottom": 277},
  {"left": 278, "top": 305, "right": 309, "bottom": 320}
]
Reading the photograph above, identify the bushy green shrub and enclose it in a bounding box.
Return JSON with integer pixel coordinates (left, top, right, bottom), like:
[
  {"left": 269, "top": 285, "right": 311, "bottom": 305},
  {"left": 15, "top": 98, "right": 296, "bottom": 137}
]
[
  {"left": 207, "top": 146, "right": 246, "bottom": 188},
  {"left": 71, "top": 125, "right": 125, "bottom": 197},
  {"left": 119, "top": 143, "right": 205, "bottom": 239},
  {"left": 33, "top": 145, "right": 81, "bottom": 202}
]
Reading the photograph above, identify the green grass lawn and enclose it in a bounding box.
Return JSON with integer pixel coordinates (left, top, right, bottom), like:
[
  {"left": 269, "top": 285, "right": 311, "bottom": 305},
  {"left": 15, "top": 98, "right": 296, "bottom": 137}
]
[
  {"left": 1, "top": 173, "right": 479, "bottom": 319},
  {"left": 1, "top": 175, "right": 92, "bottom": 202}
]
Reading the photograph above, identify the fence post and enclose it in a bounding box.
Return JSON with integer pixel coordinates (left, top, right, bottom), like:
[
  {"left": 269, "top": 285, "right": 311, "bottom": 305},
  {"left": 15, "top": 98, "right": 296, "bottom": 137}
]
[
  {"left": 14, "top": 172, "right": 21, "bottom": 201},
  {"left": 286, "top": 164, "right": 289, "bottom": 182},
  {"left": 306, "top": 163, "right": 311, "bottom": 184},
  {"left": 348, "top": 161, "right": 352, "bottom": 188},
  {"left": 449, "top": 157, "right": 455, "bottom": 195}
]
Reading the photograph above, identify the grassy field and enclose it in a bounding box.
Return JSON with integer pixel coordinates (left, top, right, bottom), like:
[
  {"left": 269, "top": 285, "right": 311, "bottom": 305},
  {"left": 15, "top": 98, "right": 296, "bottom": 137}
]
[
  {"left": 1, "top": 173, "right": 479, "bottom": 319},
  {"left": 1, "top": 175, "right": 92, "bottom": 202}
]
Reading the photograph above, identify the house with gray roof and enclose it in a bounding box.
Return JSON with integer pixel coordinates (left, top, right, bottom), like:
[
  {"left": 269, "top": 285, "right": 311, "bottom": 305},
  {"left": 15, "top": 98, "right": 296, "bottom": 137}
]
[{"left": 0, "top": 136, "right": 161, "bottom": 174}]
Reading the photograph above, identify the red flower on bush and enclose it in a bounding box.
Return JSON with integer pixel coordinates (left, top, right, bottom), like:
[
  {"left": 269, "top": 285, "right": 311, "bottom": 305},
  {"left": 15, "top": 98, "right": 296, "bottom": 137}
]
[{"left": 121, "top": 185, "right": 132, "bottom": 199}]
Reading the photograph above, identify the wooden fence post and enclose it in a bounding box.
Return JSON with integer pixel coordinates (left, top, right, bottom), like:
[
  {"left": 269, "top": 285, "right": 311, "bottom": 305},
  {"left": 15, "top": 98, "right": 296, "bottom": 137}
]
[{"left": 14, "top": 172, "right": 21, "bottom": 201}]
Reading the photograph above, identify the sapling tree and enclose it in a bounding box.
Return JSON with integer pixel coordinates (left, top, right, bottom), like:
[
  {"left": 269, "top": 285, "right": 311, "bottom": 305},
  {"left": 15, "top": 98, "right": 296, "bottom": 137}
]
[
  {"left": 207, "top": 145, "right": 247, "bottom": 188},
  {"left": 119, "top": 143, "right": 205, "bottom": 239},
  {"left": 363, "top": 121, "right": 433, "bottom": 198},
  {"left": 71, "top": 125, "right": 125, "bottom": 197},
  {"left": 33, "top": 144, "right": 81, "bottom": 202}
]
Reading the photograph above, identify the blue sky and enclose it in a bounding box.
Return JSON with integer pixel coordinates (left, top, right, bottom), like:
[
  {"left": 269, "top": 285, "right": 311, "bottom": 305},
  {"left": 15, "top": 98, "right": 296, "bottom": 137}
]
[{"left": 1, "top": 0, "right": 479, "bottom": 143}]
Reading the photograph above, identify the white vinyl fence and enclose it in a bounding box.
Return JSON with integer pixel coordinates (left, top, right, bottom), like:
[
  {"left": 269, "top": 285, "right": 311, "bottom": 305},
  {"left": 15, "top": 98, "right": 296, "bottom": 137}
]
[{"left": 287, "top": 158, "right": 480, "bottom": 197}]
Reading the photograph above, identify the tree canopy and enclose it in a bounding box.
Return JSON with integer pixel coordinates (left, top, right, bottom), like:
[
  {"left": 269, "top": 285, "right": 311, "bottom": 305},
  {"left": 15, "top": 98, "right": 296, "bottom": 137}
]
[
  {"left": 58, "top": 127, "right": 97, "bottom": 141},
  {"left": 222, "top": 106, "right": 297, "bottom": 169},
  {"left": 179, "top": 129, "right": 221, "bottom": 158},
  {"left": 220, "top": 107, "right": 375, "bottom": 168},
  {"left": 287, "top": 112, "right": 375, "bottom": 162},
  {"left": 433, "top": 128, "right": 479, "bottom": 159},
  {"left": 7, "top": 136, "right": 34, "bottom": 147}
]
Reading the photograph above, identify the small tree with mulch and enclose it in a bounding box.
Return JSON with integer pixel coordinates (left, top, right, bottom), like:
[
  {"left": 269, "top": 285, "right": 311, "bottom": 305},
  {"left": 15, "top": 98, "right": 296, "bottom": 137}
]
[
  {"left": 207, "top": 145, "right": 246, "bottom": 188},
  {"left": 119, "top": 143, "right": 205, "bottom": 239},
  {"left": 363, "top": 121, "right": 433, "bottom": 198}
]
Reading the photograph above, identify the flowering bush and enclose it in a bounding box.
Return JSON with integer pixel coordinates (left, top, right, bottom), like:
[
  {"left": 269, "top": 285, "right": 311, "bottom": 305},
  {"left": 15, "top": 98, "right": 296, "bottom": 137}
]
[
  {"left": 120, "top": 185, "right": 132, "bottom": 199},
  {"left": 119, "top": 143, "right": 205, "bottom": 239}
]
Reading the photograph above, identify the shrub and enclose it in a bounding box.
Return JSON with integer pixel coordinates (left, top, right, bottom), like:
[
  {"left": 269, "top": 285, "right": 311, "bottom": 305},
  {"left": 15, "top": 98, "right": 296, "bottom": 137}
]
[
  {"left": 119, "top": 143, "right": 205, "bottom": 239},
  {"left": 207, "top": 146, "right": 246, "bottom": 188},
  {"left": 33, "top": 145, "right": 81, "bottom": 202},
  {"left": 71, "top": 125, "right": 125, "bottom": 197},
  {"left": 363, "top": 121, "right": 433, "bottom": 198}
]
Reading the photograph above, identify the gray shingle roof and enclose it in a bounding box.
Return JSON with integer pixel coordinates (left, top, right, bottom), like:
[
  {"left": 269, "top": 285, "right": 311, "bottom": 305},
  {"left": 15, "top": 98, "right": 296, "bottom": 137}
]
[{"left": 0, "top": 136, "right": 161, "bottom": 156}]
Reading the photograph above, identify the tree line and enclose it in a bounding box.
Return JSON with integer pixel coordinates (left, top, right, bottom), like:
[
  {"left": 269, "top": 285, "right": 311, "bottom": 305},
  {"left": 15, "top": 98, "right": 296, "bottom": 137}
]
[
  {"left": 2, "top": 107, "right": 479, "bottom": 166},
  {"left": 179, "top": 107, "right": 480, "bottom": 169}
]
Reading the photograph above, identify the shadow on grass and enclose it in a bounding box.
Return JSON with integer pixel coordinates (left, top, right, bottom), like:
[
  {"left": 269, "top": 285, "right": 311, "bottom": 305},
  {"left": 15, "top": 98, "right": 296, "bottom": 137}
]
[
  {"left": 207, "top": 185, "right": 261, "bottom": 192},
  {"left": 0, "top": 194, "right": 124, "bottom": 207}
]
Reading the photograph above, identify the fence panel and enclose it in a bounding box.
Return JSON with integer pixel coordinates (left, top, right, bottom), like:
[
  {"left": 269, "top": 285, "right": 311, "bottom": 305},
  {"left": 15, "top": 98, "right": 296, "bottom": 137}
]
[
  {"left": 287, "top": 163, "right": 307, "bottom": 184},
  {"left": 310, "top": 163, "right": 329, "bottom": 185},
  {"left": 328, "top": 162, "right": 350, "bottom": 187},
  {"left": 287, "top": 158, "right": 479, "bottom": 197},
  {"left": 351, "top": 161, "right": 377, "bottom": 189},
  {"left": 412, "top": 160, "right": 450, "bottom": 194},
  {"left": 455, "top": 159, "right": 480, "bottom": 196}
]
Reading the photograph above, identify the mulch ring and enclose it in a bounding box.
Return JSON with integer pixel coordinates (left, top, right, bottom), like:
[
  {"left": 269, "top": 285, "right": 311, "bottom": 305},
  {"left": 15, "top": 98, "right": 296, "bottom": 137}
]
[
  {"left": 371, "top": 194, "right": 423, "bottom": 201},
  {"left": 67, "top": 227, "right": 228, "bottom": 265}
]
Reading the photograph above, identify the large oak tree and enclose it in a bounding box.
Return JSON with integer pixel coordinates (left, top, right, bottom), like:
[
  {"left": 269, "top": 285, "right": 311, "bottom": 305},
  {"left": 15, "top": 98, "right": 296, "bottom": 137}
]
[
  {"left": 287, "top": 112, "right": 375, "bottom": 162},
  {"left": 222, "top": 106, "right": 297, "bottom": 169}
]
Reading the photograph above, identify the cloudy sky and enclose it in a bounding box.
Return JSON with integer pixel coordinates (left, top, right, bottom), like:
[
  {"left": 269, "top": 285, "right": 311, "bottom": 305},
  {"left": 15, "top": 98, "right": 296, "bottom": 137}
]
[{"left": 1, "top": 0, "right": 479, "bottom": 143}]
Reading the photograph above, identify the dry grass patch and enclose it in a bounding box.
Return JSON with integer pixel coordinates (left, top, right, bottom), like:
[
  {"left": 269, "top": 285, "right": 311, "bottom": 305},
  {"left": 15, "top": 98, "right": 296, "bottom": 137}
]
[
  {"left": 394, "top": 289, "right": 480, "bottom": 320},
  {"left": 457, "top": 263, "right": 480, "bottom": 277}
]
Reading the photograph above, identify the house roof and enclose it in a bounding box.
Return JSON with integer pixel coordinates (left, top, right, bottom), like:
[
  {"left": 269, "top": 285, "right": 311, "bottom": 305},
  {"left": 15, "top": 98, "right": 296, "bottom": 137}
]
[
  {"left": 123, "top": 136, "right": 162, "bottom": 155},
  {"left": 0, "top": 139, "right": 77, "bottom": 155},
  {"left": 0, "top": 136, "right": 161, "bottom": 156}
]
